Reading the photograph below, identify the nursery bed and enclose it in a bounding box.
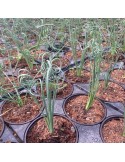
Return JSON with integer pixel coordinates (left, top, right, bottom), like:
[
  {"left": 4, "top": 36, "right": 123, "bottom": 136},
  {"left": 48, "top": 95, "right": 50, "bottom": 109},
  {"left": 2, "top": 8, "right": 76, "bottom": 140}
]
[
  {"left": 0, "top": 18, "right": 125, "bottom": 143},
  {"left": 0, "top": 83, "right": 124, "bottom": 143}
]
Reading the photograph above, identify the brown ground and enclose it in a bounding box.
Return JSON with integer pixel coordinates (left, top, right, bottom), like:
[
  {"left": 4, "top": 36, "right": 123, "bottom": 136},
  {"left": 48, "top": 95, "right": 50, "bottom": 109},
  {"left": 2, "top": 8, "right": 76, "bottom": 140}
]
[
  {"left": 64, "top": 51, "right": 73, "bottom": 60},
  {"left": 1, "top": 94, "right": 43, "bottom": 124},
  {"left": 4, "top": 58, "right": 29, "bottom": 69},
  {"left": 23, "top": 64, "right": 42, "bottom": 78},
  {"left": 96, "top": 81, "right": 125, "bottom": 103},
  {"left": 84, "top": 59, "right": 111, "bottom": 72},
  {"left": 64, "top": 51, "right": 82, "bottom": 60},
  {"left": 65, "top": 68, "right": 91, "bottom": 84},
  {"left": 30, "top": 49, "right": 47, "bottom": 60},
  {"left": 26, "top": 115, "right": 77, "bottom": 143},
  {"left": 0, "top": 49, "right": 18, "bottom": 58},
  {"left": 53, "top": 57, "right": 70, "bottom": 69},
  {"left": 103, "top": 52, "right": 125, "bottom": 62},
  {"left": 111, "top": 69, "right": 125, "bottom": 85},
  {"left": 102, "top": 117, "right": 125, "bottom": 143},
  {"left": 64, "top": 95, "right": 105, "bottom": 124}
]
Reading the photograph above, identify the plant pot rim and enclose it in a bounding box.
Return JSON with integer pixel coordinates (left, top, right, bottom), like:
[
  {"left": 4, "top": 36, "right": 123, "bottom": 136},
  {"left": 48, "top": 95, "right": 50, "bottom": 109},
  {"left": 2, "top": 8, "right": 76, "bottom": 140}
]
[
  {"left": 0, "top": 92, "right": 44, "bottom": 125},
  {"left": 24, "top": 113, "right": 79, "bottom": 143},
  {"left": 62, "top": 93, "right": 107, "bottom": 126},
  {"left": 99, "top": 115, "right": 124, "bottom": 143},
  {"left": 65, "top": 66, "right": 90, "bottom": 72},
  {"left": 0, "top": 117, "right": 5, "bottom": 137}
]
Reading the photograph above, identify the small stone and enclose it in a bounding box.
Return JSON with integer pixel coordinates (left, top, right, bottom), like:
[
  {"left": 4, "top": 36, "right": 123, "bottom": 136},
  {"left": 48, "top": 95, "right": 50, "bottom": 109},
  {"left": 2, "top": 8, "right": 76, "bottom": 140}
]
[
  {"left": 86, "top": 117, "right": 92, "bottom": 121},
  {"left": 71, "top": 126, "right": 75, "bottom": 132}
]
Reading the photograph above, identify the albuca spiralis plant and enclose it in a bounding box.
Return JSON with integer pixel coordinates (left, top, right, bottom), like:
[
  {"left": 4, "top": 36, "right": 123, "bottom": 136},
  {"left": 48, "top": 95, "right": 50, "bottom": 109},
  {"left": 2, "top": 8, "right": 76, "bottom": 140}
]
[
  {"left": 103, "top": 55, "right": 121, "bottom": 91},
  {"left": 80, "top": 20, "right": 103, "bottom": 110},
  {"left": 32, "top": 53, "right": 65, "bottom": 133},
  {"left": 121, "top": 19, "right": 125, "bottom": 52},
  {"left": 103, "top": 19, "right": 122, "bottom": 61},
  {"left": 0, "top": 66, "right": 23, "bottom": 107},
  {"left": 85, "top": 39, "right": 102, "bottom": 110},
  {"left": 107, "top": 19, "right": 118, "bottom": 56},
  {"left": 0, "top": 67, "right": 42, "bottom": 118},
  {"left": 68, "top": 19, "right": 90, "bottom": 77},
  {"left": 68, "top": 20, "right": 79, "bottom": 74}
]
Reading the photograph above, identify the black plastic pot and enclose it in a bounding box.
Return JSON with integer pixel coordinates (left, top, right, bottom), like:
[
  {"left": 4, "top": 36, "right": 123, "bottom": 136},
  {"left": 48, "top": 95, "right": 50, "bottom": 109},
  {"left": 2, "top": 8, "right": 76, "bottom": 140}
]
[
  {"left": 48, "top": 42, "right": 70, "bottom": 53},
  {"left": 110, "top": 69, "right": 125, "bottom": 88},
  {"left": 0, "top": 92, "right": 44, "bottom": 125},
  {"left": 99, "top": 115, "right": 124, "bottom": 143},
  {"left": 32, "top": 80, "right": 74, "bottom": 100},
  {"left": 63, "top": 93, "right": 107, "bottom": 126},
  {"left": 75, "top": 78, "right": 125, "bottom": 104},
  {"left": 64, "top": 65, "right": 91, "bottom": 85},
  {"left": 97, "top": 79, "right": 125, "bottom": 114},
  {"left": 0, "top": 117, "right": 5, "bottom": 137},
  {"left": 96, "top": 80, "right": 125, "bottom": 103},
  {"left": 24, "top": 113, "right": 79, "bottom": 143}
]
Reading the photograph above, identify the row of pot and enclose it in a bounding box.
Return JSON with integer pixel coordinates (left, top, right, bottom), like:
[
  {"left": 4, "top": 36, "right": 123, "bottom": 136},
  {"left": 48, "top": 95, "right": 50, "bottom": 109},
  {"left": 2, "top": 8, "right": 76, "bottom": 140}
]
[
  {"left": 0, "top": 47, "right": 125, "bottom": 142},
  {"left": 0, "top": 87, "right": 124, "bottom": 143},
  {"left": 1, "top": 60, "right": 125, "bottom": 104}
]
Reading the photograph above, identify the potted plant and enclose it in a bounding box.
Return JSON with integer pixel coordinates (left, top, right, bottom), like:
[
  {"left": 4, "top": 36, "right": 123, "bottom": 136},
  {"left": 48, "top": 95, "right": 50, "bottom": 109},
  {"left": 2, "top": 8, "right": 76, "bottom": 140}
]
[
  {"left": 63, "top": 40, "right": 107, "bottom": 125},
  {"left": 100, "top": 107, "right": 125, "bottom": 142},
  {"left": 0, "top": 63, "right": 44, "bottom": 124},
  {"left": 24, "top": 56, "right": 79, "bottom": 143},
  {"left": 96, "top": 66, "right": 125, "bottom": 103},
  {"left": 65, "top": 21, "right": 91, "bottom": 84}
]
